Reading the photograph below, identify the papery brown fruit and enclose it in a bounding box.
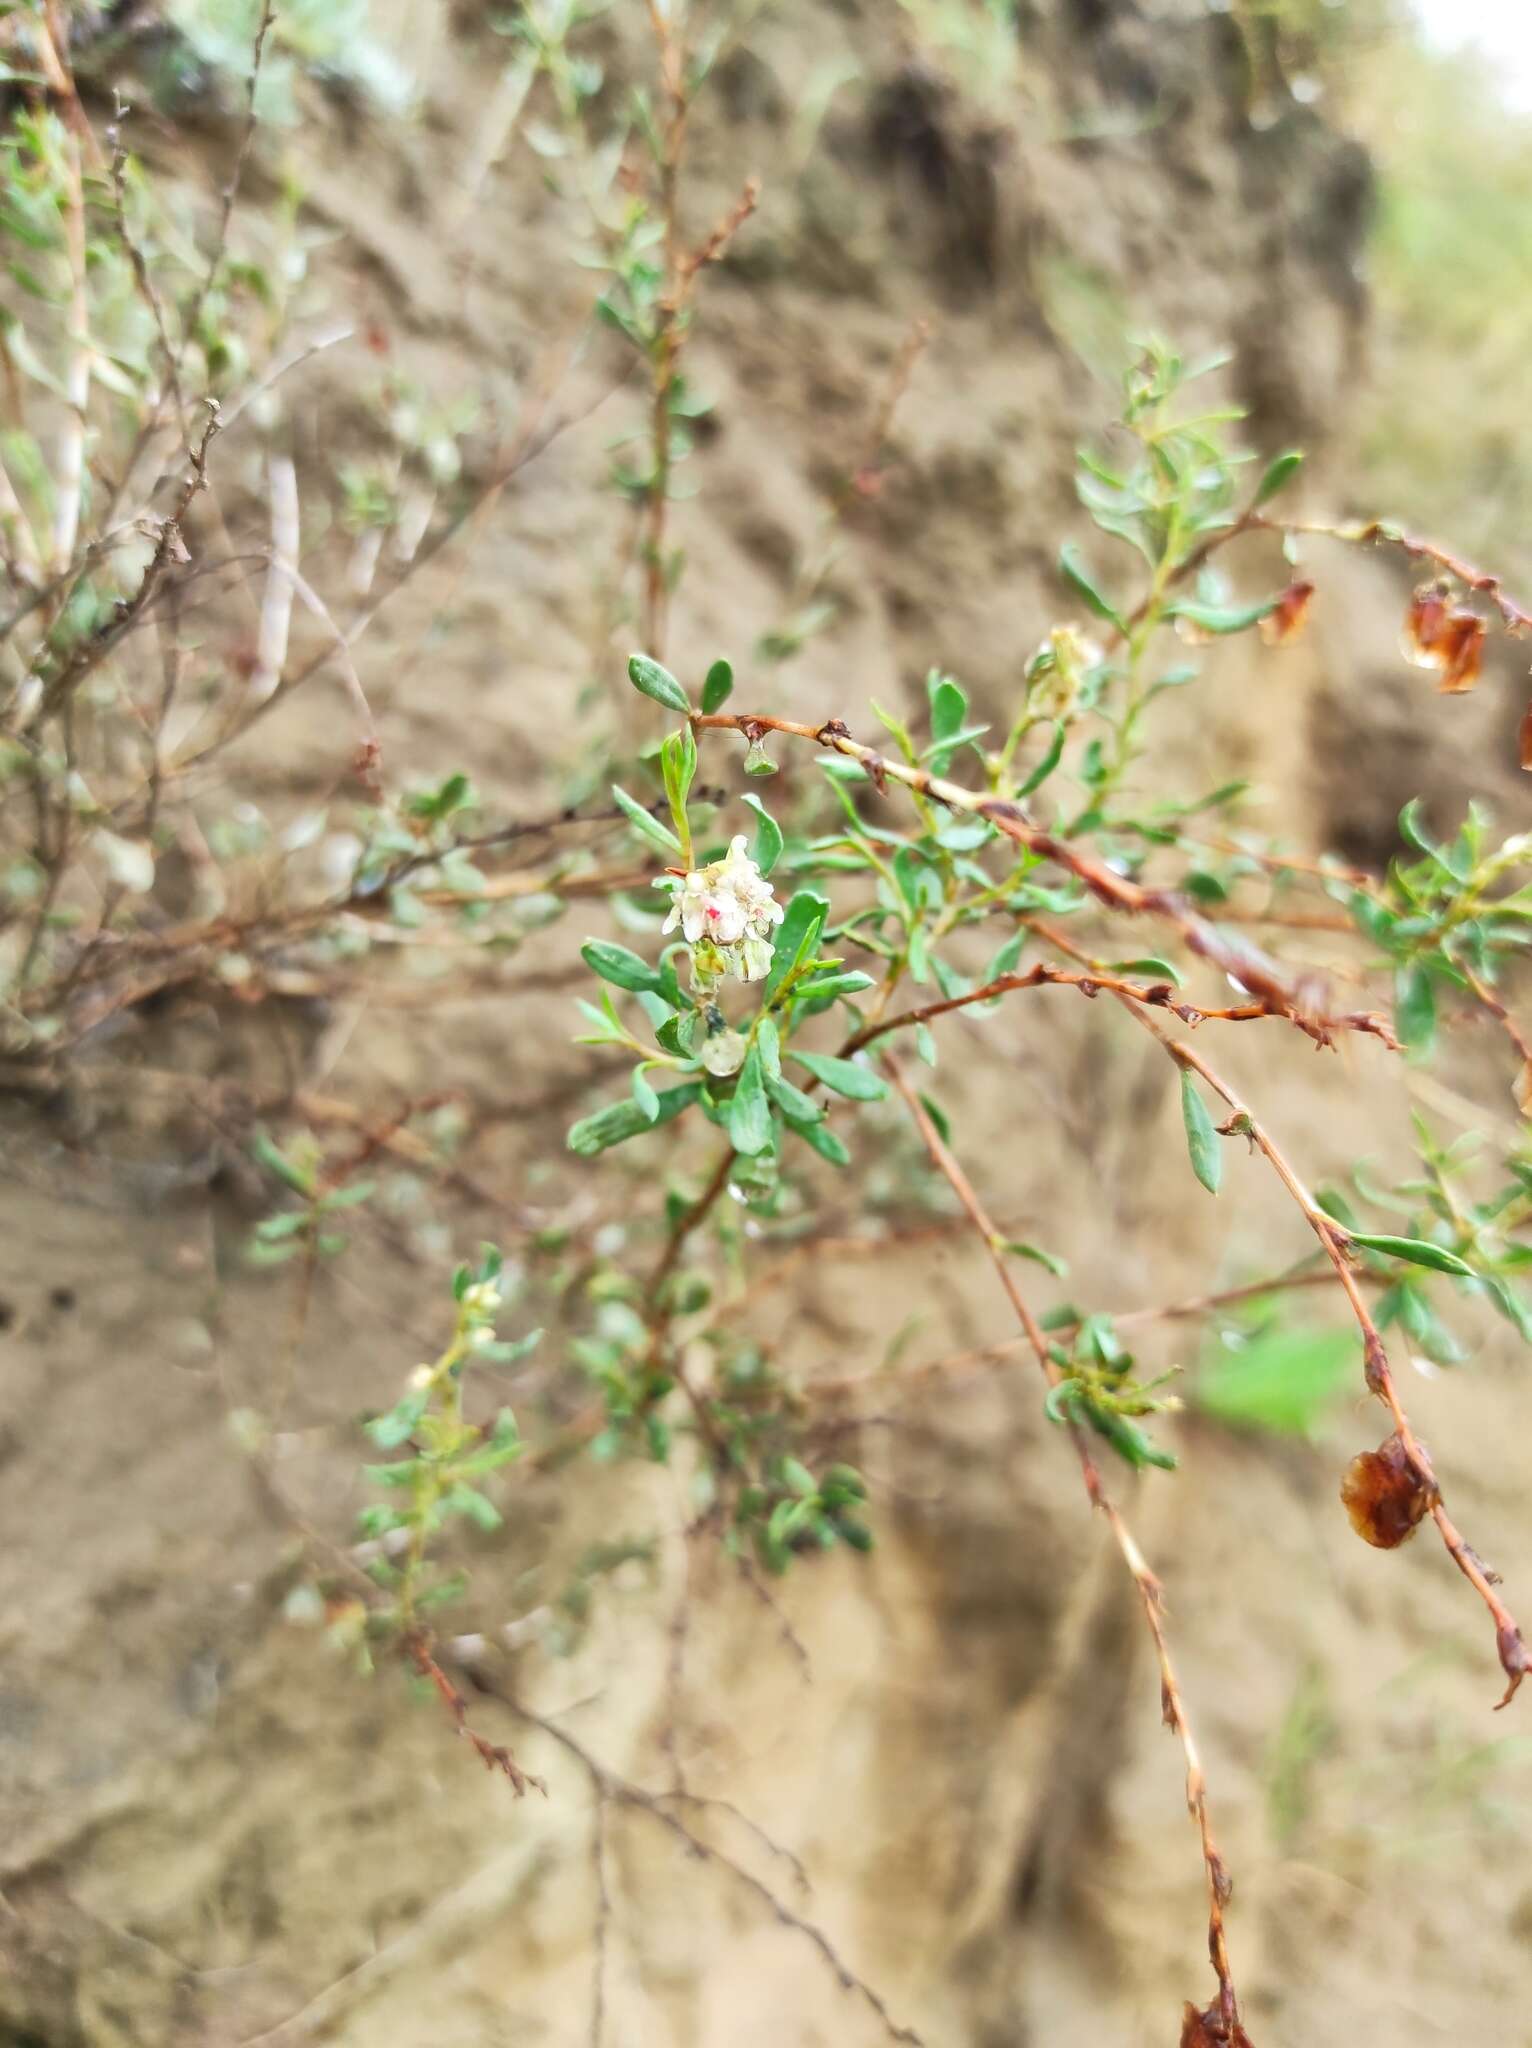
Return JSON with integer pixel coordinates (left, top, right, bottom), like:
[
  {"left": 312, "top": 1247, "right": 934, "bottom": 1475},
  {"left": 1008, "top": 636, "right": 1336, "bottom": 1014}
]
[
  {"left": 1434, "top": 609, "right": 1486, "bottom": 694},
  {"left": 1400, "top": 584, "right": 1485, "bottom": 692},
  {"left": 1340, "top": 1432, "right": 1434, "bottom": 1548},
  {"left": 1258, "top": 579, "right": 1314, "bottom": 647},
  {"left": 1180, "top": 2000, "right": 1255, "bottom": 2047},
  {"left": 1402, "top": 585, "right": 1450, "bottom": 669}
]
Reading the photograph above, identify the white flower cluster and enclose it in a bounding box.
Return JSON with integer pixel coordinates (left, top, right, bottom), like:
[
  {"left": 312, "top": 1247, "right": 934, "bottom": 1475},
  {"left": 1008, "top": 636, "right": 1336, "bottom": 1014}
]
[{"left": 658, "top": 835, "right": 784, "bottom": 986}]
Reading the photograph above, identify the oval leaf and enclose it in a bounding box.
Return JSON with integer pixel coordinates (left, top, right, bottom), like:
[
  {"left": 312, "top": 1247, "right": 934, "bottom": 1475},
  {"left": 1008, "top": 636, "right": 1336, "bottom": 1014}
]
[
  {"left": 1167, "top": 595, "right": 1281, "bottom": 636},
  {"left": 1179, "top": 1068, "right": 1222, "bottom": 1194},
  {"left": 790, "top": 1050, "right": 887, "bottom": 1101},
  {"left": 627, "top": 652, "right": 691, "bottom": 715},
  {"left": 1059, "top": 542, "right": 1127, "bottom": 633},
  {"left": 1016, "top": 720, "right": 1065, "bottom": 797},
  {"left": 702, "top": 657, "right": 734, "bottom": 713},
  {"left": 567, "top": 1082, "right": 701, "bottom": 1156},
  {"left": 611, "top": 782, "right": 682, "bottom": 857},
  {"left": 741, "top": 792, "right": 783, "bottom": 874},
  {"left": 1253, "top": 449, "right": 1303, "bottom": 508},
  {"left": 1113, "top": 955, "right": 1184, "bottom": 988},
  {"left": 1393, "top": 961, "right": 1437, "bottom": 1059},
  {"left": 581, "top": 939, "right": 664, "bottom": 994},
  {"left": 727, "top": 1042, "right": 773, "bottom": 1157}
]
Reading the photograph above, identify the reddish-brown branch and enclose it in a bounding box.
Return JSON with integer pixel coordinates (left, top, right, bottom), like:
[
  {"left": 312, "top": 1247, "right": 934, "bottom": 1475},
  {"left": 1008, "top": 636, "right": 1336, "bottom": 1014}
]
[
  {"left": 1254, "top": 515, "right": 1532, "bottom": 639},
  {"left": 881, "top": 1053, "right": 1247, "bottom": 2038},
  {"left": 691, "top": 709, "right": 1389, "bottom": 1047},
  {"left": 838, "top": 961, "right": 1396, "bottom": 1056},
  {"left": 406, "top": 1634, "right": 545, "bottom": 1796}
]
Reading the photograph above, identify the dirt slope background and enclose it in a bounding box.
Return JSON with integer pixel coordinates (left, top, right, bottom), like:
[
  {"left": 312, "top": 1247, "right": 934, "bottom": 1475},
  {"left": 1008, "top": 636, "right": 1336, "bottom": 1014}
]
[{"left": 3, "top": 2, "right": 1532, "bottom": 2044}]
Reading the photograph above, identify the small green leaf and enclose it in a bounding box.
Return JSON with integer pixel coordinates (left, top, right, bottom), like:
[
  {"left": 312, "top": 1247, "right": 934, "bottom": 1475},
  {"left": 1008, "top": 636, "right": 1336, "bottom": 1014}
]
[
  {"left": 789, "top": 1050, "right": 887, "bottom": 1101},
  {"left": 764, "top": 890, "right": 829, "bottom": 1002},
  {"left": 1393, "top": 961, "right": 1437, "bottom": 1059},
  {"left": 568, "top": 1083, "right": 702, "bottom": 1156},
  {"left": 444, "top": 1483, "right": 502, "bottom": 1532},
  {"left": 254, "top": 1210, "right": 312, "bottom": 1242},
  {"left": 1016, "top": 720, "right": 1065, "bottom": 796},
  {"left": 701, "top": 657, "right": 734, "bottom": 713},
  {"left": 928, "top": 671, "right": 967, "bottom": 740},
  {"left": 727, "top": 1042, "right": 773, "bottom": 1156},
  {"left": 611, "top": 783, "right": 683, "bottom": 858},
  {"left": 660, "top": 725, "right": 697, "bottom": 838},
  {"left": 1166, "top": 595, "right": 1281, "bottom": 636},
  {"left": 1179, "top": 1068, "right": 1222, "bottom": 1194},
  {"left": 756, "top": 1013, "right": 781, "bottom": 1081},
  {"left": 366, "top": 1391, "right": 428, "bottom": 1449},
  {"left": 782, "top": 1456, "right": 817, "bottom": 1498},
  {"left": 1004, "top": 1240, "right": 1068, "bottom": 1278},
  {"left": 1389, "top": 1281, "right": 1467, "bottom": 1365},
  {"left": 794, "top": 970, "right": 876, "bottom": 1001},
  {"left": 1092, "top": 1408, "right": 1178, "bottom": 1472},
  {"left": 927, "top": 671, "right": 968, "bottom": 771},
  {"left": 1059, "top": 542, "right": 1127, "bottom": 633},
  {"left": 1344, "top": 1231, "right": 1473, "bottom": 1278},
  {"left": 766, "top": 1073, "right": 822, "bottom": 1122},
  {"left": 631, "top": 1067, "right": 660, "bottom": 1123},
  {"left": 783, "top": 1111, "right": 850, "bottom": 1167},
  {"left": 1113, "top": 956, "right": 1184, "bottom": 987},
  {"left": 918, "top": 1091, "right": 951, "bottom": 1144},
  {"left": 1316, "top": 1186, "right": 1360, "bottom": 1230},
  {"left": 1197, "top": 1326, "right": 1354, "bottom": 1437},
  {"left": 581, "top": 939, "right": 664, "bottom": 994},
  {"left": 251, "top": 1129, "right": 314, "bottom": 1196},
  {"left": 871, "top": 700, "right": 917, "bottom": 763},
  {"left": 1485, "top": 1276, "right": 1532, "bottom": 1344},
  {"left": 1253, "top": 449, "right": 1303, "bottom": 507},
  {"left": 741, "top": 792, "right": 783, "bottom": 874},
  {"left": 1397, "top": 797, "right": 1465, "bottom": 876},
  {"left": 627, "top": 652, "right": 691, "bottom": 714},
  {"left": 986, "top": 931, "right": 1026, "bottom": 981}
]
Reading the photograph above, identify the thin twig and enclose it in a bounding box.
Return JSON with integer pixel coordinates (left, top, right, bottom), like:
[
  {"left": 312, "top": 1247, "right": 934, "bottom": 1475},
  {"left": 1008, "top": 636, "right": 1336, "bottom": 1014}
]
[
  {"left": 108, "top": 97, "right": 189, "bottom": 458},
  {"left": 839, "top": 960, "right": 1396, "bottom": 1056},
  {"left": 482, "top": 1678, "right": 923, "bottom": 2046},
  {"left": 26, "top": 401, "right": 220, "bottom": 728},
  {"left": 882, "top": 1051, "right": 1247, "bottom": 2037},
  {"left": 406, "top": 1634, "right": 545, "bottom": 1796},
  {"left": 173, "top": 0, "right": 277, "bottom": 415}
]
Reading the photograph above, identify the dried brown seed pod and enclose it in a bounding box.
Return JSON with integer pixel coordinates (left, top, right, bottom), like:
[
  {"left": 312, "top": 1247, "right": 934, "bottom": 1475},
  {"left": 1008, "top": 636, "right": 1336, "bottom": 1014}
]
[
  {"left": 1258, "top": 578, "right": 1314, "bottom": 647},
  {"left": 1340, "top": 1431, "right": 1435, "bottom": 1549},
  {"left": 1401, "top": 583, "right": 1486, "bottom": 693},
  {"left": 1180, "top": 2000, "right": 1255, "bottom": 2047}
]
